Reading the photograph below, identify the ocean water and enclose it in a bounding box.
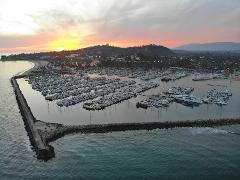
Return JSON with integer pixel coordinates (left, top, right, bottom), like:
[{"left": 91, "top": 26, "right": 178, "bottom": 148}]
[{"left": 0, "top": 61, "right": 240, "bottom": 180}]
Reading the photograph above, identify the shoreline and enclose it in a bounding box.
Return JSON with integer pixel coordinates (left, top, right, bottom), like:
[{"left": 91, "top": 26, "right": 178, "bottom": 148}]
[{"left": 21, "top": 60, "right": 49, "bottom": 76}]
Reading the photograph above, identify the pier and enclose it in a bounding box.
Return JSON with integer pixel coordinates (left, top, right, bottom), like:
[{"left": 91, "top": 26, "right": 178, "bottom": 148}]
[{"left": 11, "top": 76, "right": 55, "bottom": 160}]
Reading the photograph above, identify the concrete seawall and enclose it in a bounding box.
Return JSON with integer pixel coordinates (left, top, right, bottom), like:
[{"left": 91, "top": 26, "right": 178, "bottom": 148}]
[{"left": 11, "top": 76, "right": 55, "bottom": 160}]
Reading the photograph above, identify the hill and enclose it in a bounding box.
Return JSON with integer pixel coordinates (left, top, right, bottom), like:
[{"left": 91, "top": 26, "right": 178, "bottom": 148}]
[
  {"left": 78, "top": 44, "right": 173, "bottom": 56},
  {"left": 1, "top": 44, "right": 173, "bottom": 61}
]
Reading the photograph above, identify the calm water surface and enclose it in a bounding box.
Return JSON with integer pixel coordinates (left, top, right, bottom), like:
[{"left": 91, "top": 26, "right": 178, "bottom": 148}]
[
  {"left": 0, "top": 61, "right": 240, "bottom": 180},
  {"left": 17, "top": 67, "right": 240, "bottom": 125}
]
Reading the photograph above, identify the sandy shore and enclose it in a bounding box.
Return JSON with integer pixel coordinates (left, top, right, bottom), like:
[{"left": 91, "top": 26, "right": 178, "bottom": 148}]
[{"left": 21, "top": 60, "right": 49, "bottom": 76}]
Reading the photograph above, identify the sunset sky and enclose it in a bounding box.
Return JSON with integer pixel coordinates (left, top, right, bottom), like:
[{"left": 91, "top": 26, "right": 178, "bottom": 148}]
[{"left": 0, "top": 0, "right": 239, "bottom": 53}]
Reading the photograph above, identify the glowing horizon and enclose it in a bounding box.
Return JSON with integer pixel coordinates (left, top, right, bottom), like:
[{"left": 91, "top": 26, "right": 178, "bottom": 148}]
[{"left": 0, "top": 0, "right": 239, "bottom": 53}]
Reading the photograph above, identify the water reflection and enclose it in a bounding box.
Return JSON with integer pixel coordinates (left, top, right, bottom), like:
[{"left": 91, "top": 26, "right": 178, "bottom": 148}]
[{"left": 0, "top": 61, "right": 34, "bottom": 78}]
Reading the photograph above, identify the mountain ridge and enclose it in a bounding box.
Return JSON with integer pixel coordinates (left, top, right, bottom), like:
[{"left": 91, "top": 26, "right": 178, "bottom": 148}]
[{"left": 174, "top": 42, "right": 240, "bottom": 51}]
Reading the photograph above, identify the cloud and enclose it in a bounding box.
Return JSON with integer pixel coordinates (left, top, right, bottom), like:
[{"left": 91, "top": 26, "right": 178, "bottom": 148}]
[
  {"left": 0, "top": 33, "right": 56, "bottom": 48},
  {"left": 0, "top": 0, "right": 239, "bottom": 52}
]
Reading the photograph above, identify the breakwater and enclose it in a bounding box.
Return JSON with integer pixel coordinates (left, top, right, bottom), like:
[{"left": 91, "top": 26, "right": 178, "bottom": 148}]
[
  {"left": 11, "top": 76, "right": 55, "bottom": 160},
  {"left": 43, "top": 118, "right": 240, "bottom": 144}
]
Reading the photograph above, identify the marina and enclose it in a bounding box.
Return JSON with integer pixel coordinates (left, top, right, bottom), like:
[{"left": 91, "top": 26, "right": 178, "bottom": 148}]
[
  {"left": 8, "top": 61, "right": 239, "bottom": 160},
  {"left": 192, "top": 73, "right": 227, "bottom": 81},
  {"left": 10, "top": 61, "right": 240, "bottom": 160},
  {"left": 16, "top": 62, "right": 240, "bottom": 126},
  {"left": 136, "top": 86, "right": 232, "bottom": 109},
  {"left": 24, "top": 63, "right": 233, "bottom": 110},
  {"left": 9, "top": 73, "right": 240, "bottom": 161},
  {"left": 26, "top": 63, "right": 191, "bottom": 109}
]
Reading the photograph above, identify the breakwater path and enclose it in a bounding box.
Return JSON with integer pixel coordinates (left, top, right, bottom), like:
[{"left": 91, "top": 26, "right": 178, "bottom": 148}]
[
  {"left": 40, "top": 118, "right": 240, "bottom": 144},
  {"left": 11, "top": 76, "right": 55, "bottom": 160}
]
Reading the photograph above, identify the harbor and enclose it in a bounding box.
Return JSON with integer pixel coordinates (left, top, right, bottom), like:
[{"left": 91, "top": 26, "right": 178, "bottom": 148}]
[
  {"left": 23, "top": 63, "right": 234, "bottom": 110},
  {"left": 11, "top": 72, "right": 240, "bottom": 160},
  {"left": 14, "top": 62, "right": 240, "bottom": 126},
  {"left": 8, "top": 61, "right": 240, "bottom": 160},
  {"left": 136, "top": 86, "right": 232, "bottom": 109},
  {"left": 25, "top": 64, "right": 191, "bottom": 109}
]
